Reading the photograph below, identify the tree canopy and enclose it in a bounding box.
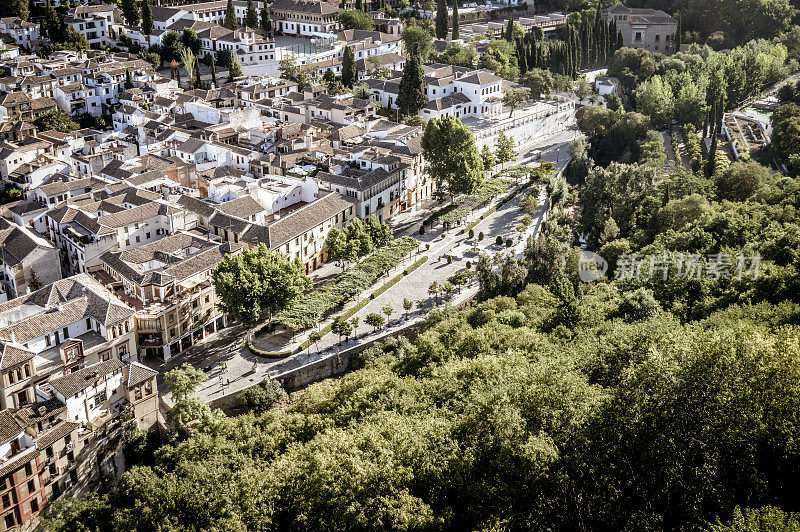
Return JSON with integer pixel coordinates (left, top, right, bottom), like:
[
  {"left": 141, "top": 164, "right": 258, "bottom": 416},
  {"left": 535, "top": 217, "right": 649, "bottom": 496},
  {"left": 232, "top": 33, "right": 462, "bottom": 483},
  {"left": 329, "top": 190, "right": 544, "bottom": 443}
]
[
  {"left": 212, "top": 244, "right": 310, "bottom": 329},
  {"left": 421, "top": 116, "right": 485, "bottom": 201}
]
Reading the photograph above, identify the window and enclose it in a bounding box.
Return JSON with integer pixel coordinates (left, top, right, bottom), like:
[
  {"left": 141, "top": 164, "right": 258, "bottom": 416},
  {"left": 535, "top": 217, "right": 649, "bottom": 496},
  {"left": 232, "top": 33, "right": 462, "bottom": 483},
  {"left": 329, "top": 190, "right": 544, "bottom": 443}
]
[{"left": 27, "top": 480, "right": 35, "bottom": 495}]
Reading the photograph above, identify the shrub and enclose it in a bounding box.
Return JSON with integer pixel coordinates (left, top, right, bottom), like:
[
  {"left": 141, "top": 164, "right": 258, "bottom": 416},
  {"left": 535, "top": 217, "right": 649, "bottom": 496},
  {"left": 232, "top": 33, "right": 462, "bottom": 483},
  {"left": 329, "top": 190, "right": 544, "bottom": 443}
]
[
  {"left": 506, "top": 238, "right": 513, "bottom": 247},
  {"left": 466, "top": 261, "right": 472, "bottom": 269},
  {"left": 419, "top": 226, "right": 425, "bottom": 235},
  {"left": 237, "top": 379, "right": 287, "bottom": 413},
  {"left": 426, "top": 243, "right": 431, "bottom": 250},
  {"left": 478, "top": 232, "right": 484, "bottom": 241},
  {"left": 447, "top": 255, "right": 453, "bottom": 264},
  {"left": 496, "top": 235, "right": 504, "bottom": 245},
  {"left": 469, "top": 228, "right": 475, "bottom": 238}
]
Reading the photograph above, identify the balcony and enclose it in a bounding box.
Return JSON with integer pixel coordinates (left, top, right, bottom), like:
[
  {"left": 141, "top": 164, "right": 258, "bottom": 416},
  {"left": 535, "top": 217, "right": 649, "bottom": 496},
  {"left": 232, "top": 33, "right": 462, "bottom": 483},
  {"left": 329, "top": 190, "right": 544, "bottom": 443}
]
[{"left": 138, "top": 335, "right": 164, "bottom": 347}]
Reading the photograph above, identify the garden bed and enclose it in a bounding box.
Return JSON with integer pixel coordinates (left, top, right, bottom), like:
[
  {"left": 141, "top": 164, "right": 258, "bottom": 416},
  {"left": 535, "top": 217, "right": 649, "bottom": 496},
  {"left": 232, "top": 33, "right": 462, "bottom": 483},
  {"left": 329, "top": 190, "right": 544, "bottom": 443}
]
[{"left": 274, "top": 236, "right": 420, "bottom": 331}]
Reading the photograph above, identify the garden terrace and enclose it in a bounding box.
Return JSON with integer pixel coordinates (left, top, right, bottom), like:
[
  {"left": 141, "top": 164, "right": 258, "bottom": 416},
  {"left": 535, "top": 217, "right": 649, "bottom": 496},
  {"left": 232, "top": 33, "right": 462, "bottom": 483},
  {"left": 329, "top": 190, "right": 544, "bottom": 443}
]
[{"left": 273, "top": 236, "right": 420, "bottom": 330}]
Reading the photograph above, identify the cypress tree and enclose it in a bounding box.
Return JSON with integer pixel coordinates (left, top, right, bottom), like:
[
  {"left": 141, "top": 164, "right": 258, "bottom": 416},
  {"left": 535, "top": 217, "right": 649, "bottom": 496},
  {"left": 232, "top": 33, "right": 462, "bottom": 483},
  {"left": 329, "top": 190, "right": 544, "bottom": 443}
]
[
  {"left": 675, "top": 15, "right": 682, "bottom": 53},
  {"left": 141, "top": 0, "right": 153, "bottom": 35},
  {"left": 397, "top": 49, "right": 427, "bottom": 117},
  {"left": 223, "top": 0, "right": 238, "bottom": 30},
  {"left": 435, "top": 0, "right": 448, "bottom": 39},
  {"left": 44, "top": 0, "right": 61, "bottom": 41},
  {"left": 581, "top": 22, "right": 592, "bottom": 68},
  {"left": 517, "top": 40, "right": 528, "bottom": 75},
  {"left": 505, "top": 19, "right": 514, "bottom": 41},
  {"left": 120, "top": 0, "right": 139, "bottom": 28},
  {"left": 228, "top": 53, "right": 242, "bottom": 82},
  {"left": 342, "top": 45, "right": 356, "bottom": 87},
  {"left": 210, "top": 53, "right": 217, "bottom": 87},
  {"left": 260, "top": 6, "right": 272, "bottom": 35},
  {"left": 245, "top": 0, "right": 258, "bottom": 28},
  {"left": 451, "top": 0, "right": 459, "bottom": 40},
  {"left": 600, "top": 17, "right": 608, "bottom": 64},
  {"left": 617, "top": 29, "right": 624, "bottom": 50},
  {"left": 355, "top": 0, "right": 362, "bottom": 10}
]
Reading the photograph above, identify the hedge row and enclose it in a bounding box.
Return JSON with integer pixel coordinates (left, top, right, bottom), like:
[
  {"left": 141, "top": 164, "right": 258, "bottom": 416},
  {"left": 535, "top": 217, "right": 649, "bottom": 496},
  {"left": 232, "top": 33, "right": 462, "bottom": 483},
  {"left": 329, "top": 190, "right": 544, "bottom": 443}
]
[
  {"left": 244, "top": 339, "right": 292, "bottom": 358},
  {"left": 427, "top": 204, "right": 471, "bottom": 226},
  {"left": 275, "top": 236, "right": 419, "bottom": 330}
]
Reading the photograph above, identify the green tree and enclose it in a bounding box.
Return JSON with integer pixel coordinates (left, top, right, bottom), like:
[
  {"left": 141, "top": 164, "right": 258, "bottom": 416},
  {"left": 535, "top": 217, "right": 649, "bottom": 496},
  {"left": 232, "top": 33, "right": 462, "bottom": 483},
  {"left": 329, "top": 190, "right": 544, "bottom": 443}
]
[
  {"left": 165, "top": 363, "right": 215, "bottom": 428},
  {"left": 32, "top": 109, "right": 79, "bottom": 133},
  {"left": 338, "top": 10, "right": 375, "bottom": 31},
  {"left": 403, "top": 25, "right": 433, "bottom": 61},
  {"left": 223, "top": 0, "right": 237, "bottom": 30},
  {"left": 124, "top": 69, "right": 133, "bottom": 89},
  {"left": 141, "top": 0, "right": 153, "bottom": 35},
  {"left": 208, "top": 52, "right": 217, "bottom": 87},
  {"left": 245, "top": 0, "right": 258, "bottom": 28},
  {"left": 436, "top": 42, "right": 477, "bottom": 67},
  {"left": 260, "top": 5, "right": 272, "bottom": 34},
  {"left": 237, "top": 379, "right": 287, "bottom": 413},
  {"left": 481, "top": 144, "right": 496, "bottom": 172},
  {"left": 212, "top": 244, "right": 311, "bottom": 331},
  {"left": 365, "top": 312, "right": 385, "bottom": 331},
  {"left": 422, "top": 116, "right": 484, "bottom": 202},
  {"left": 1, "top": 0, "right": 29, "bottom": 21},
  {"left": 502, "top": 87, "right": 530, "bottom": 118},
  {"left": 382, "top": 305, "right": 394, "bottom": 322},
  {"left": 434, "top": 0, "right": 448, "bottom": 39},
  {"left": 179, "top": 46, "right": 197, "bottom": 86},
  {"left": 43, "top": 0, "right": 61, "bottom": 41},
  {"left": 364, "top": 215, "right": 392, "bottom": 247},
  {"left": 714, "top": 160, "right": 771, "bottom": 201},
  {"left": 494, "top": 131, "right": 516, "bottom": 169},
  {"left": 521, "top": 68, "right": 554, "bottom": 100},
  {"left": 342, "top": 46, "right": 356, "bottom": 87},
  {"left": 120, "top": 0, "right": 139, "bottom": 27},
  {"left": 403, "top": 298, "right": 413, "bottom": 318},
  {"left": 228, "top": 52, "right": 243, "bottom": 81},
  {"left": 708, "top": 506, "right": 800, "bottom": 532},
  {"left": 182, "top": 28, "right": 200, "bottom": 55},
  {"left": 451, "top": 0, "right": 459, "bottom": 40},
  {"left": 397, "top": 50, "right": 426, "bottom": 117},
  {"left": 56, "top": 26, "right": 88, "bottom": 51},
  {"left": 635, "top": 75, "right": 675, "bottom": 127}
]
